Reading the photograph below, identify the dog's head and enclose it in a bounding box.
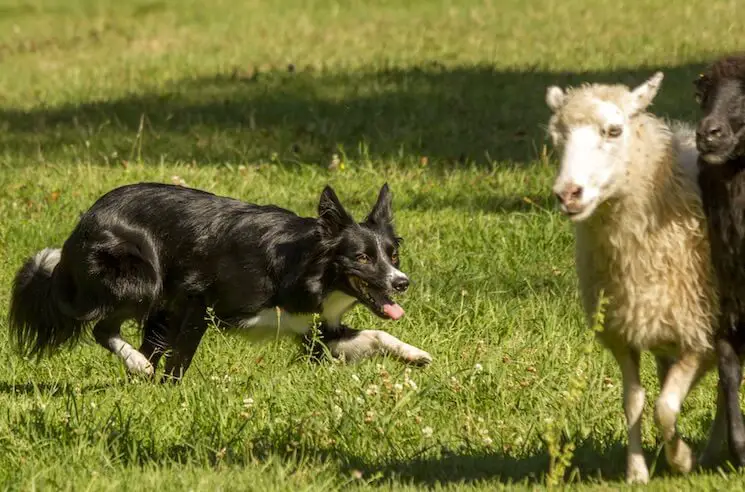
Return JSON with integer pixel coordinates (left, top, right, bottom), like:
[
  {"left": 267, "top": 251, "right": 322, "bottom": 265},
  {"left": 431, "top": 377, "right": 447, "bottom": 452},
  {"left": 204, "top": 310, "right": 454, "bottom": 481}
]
[{"left": 318, "top": 184, "right": 409, "bottom": 320}]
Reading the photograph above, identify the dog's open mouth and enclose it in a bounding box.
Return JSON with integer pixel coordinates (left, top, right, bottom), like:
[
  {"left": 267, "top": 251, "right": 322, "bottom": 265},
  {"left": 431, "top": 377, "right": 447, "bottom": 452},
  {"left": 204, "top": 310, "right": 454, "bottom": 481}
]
[{"left": 348, "top": 276, "right": 404, "bottom": 320}]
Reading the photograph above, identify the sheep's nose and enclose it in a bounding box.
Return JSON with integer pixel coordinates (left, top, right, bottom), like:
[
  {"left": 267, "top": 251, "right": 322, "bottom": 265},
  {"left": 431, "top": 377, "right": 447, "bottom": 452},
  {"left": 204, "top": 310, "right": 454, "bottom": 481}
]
[
  {"left": 555, "top": 184, "right": 583, "bottom": 206},
  {"left": 697, "top": 118, "right": 726, "bottom": 144}
]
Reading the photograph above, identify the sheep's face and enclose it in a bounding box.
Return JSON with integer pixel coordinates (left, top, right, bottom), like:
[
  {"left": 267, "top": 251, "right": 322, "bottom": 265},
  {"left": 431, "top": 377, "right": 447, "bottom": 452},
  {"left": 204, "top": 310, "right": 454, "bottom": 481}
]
[
  {"left": 695, "top": 75, "right": 745, "bottom": 165},
  {"left": 545, "top": 72, "right": 663, "bottom": 222}
]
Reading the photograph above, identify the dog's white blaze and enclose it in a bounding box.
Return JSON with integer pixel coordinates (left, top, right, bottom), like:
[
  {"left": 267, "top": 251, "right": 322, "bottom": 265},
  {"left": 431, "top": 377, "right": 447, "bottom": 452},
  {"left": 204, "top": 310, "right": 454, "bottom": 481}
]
[
  {"left": 237, "top": 291, "right": 357, "bottom": 338},
  {"left": 109, "top": 336, "right": 154, "bottom": 375},
  {"left": 373, "top": 235, "right": 407, "bottom": 286},
  {"left": 387, "top": 266, "right": 408, "bottom": 285}
]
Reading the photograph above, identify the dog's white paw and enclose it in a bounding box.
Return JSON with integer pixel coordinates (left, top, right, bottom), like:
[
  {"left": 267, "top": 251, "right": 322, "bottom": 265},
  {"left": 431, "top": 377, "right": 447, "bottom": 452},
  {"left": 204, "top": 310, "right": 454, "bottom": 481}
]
[
  {"left": 124, "top": 352, "right": 155, "bottom": 376},
  {"left": 404, "top": 347, "right": 433, "bottom": 366}
]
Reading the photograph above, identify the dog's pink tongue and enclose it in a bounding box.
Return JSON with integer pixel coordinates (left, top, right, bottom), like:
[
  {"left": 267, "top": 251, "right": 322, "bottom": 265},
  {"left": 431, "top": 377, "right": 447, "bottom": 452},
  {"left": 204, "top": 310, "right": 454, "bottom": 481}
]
[{"left": 383, "top": 303, "right": 404, "bottom": 320}]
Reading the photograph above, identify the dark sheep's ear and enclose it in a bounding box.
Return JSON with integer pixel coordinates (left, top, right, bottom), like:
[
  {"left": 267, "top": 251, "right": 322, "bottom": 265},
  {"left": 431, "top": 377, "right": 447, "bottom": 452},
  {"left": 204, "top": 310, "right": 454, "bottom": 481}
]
[
  {"left": 364, "top": 183, "right": 393, "bottom": 227},
  {"left": 318, "top": 185, "right": 354, "bottom": 234}
]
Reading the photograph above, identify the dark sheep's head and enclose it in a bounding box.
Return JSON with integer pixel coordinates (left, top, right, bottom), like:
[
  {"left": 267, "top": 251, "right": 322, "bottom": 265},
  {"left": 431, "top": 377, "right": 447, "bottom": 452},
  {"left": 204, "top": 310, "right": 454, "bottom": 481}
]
[{"left": 695, "top": 54, "right": 745, "bottom": 165}]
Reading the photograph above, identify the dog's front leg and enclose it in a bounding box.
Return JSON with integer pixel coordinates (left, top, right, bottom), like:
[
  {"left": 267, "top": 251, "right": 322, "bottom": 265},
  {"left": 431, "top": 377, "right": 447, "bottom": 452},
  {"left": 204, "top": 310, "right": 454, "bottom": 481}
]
[
  {"left": 138, "top": 309, "right": 173, "bottom": 375},
  {"left": 316, "top": 324, "right": 432, "bottom": 366},
  {"left": 93, "top": 315, "right": 154, "bottom": 377},
  {"left": 161, "top": 303, "right": 209, "bottom": 383}
]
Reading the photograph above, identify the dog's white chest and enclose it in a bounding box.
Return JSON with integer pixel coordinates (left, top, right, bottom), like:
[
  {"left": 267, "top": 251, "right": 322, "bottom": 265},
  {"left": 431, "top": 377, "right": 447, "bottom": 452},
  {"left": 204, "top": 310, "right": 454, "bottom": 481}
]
[{"left": 236, "top": 291, "right": 357, "bottom": 338}]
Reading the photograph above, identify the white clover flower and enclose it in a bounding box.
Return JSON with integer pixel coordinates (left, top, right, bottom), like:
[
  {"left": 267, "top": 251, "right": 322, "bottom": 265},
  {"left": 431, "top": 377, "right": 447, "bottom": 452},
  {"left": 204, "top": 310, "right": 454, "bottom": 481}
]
[
  {"left": 366, "top": 384, "right": 379, "bottom": 396},
  {"left": 474, "top": 363, "right": 483, "bottom": 373},
  {"left": 351, "top": 374, "right": 360, "bottom": 383},
  {"left": 332, "top": 404, "right": 343, "bottom": 421},
  {"left": 421, "top": 426, "right": 434, "bottom": 438},
  {"left": 405, "top": 379, "right": 418, "bottom": 390},
  {"left": 393, "top": 383, "right": 403, "bottom": 392},
  {"left": 243, "top": 397, "right": 254, "bottom": 409}
]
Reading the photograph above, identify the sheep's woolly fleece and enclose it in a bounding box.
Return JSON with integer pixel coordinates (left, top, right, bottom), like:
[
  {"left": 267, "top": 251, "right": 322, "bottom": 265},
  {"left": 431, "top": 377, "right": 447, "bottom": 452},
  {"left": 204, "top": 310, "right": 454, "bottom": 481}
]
[{"left": 551, "top": 84, "right": 718, "bottom": 353}]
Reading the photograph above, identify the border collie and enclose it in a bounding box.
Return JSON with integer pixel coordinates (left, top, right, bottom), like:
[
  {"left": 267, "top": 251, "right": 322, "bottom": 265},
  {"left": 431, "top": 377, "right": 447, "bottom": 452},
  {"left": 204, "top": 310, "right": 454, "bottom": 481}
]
[{"left": 8, "top": 182, "right": 432, "bottom": 381}]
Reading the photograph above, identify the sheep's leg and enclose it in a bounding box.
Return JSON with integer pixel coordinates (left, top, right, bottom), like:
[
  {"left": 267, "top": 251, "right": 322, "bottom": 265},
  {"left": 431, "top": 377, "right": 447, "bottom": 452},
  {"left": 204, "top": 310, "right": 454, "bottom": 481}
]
[
  {"left": 612, "top": 348, "right": 649, "bottom": 484},
  {"left": 655, "top": 351, "right": 713, "bottom": 474},
  {"left": 716, "top": 336, "right": 745, "bottom": 467},
  {"left": 698, "top": 385, "right": 729, "bottom": 468},
  {"left": 655, "top": 355, "right": 673, "bottom": 386}
]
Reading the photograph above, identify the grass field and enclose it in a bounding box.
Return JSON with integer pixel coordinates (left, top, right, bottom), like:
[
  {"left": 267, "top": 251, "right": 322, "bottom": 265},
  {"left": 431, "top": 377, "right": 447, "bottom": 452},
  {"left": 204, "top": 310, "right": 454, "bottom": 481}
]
[{"left": 1, "top": 0, "right": 745, "bottom": 490}]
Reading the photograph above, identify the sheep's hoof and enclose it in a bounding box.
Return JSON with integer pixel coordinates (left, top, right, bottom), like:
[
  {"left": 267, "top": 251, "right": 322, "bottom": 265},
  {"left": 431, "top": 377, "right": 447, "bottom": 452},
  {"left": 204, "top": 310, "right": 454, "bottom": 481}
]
[
  {"left": 666, "top": 439, "right": 695, "bottom": 474},
  {"left": 626, "top": 461, "right": 650, "bottom": 484},
  {"left": 697, "top": 444, "right": 726, "bottom": 470}
]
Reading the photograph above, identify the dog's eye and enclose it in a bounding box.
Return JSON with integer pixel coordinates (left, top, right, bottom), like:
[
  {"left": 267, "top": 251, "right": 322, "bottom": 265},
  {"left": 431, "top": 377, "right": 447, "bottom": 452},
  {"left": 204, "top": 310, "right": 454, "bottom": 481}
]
[
  {"left": 606, "top": 125, "right": 623, "bottom": 138},
  {"left": 391, "top": 251, "right": 399, "bottom": 263},
  {"left": 356, "top": 254, "right": 371, "bottom": 264}
]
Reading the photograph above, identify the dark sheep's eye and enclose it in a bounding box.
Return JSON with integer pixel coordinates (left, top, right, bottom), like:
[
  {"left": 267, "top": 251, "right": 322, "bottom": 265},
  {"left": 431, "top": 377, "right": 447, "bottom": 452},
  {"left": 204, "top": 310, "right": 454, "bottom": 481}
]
[
  {"left": 607, "top": 125, "right": 623, "bottom": 138},
  {"left": 356, "top": 254, "right": 371, "bottom": 264}
]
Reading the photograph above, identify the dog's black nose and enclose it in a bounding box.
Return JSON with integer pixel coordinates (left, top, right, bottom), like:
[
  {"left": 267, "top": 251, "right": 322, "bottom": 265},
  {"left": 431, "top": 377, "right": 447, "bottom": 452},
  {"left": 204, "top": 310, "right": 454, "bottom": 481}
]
[{"left": 392, "top": 277, "right": 409, "bottom": 293}]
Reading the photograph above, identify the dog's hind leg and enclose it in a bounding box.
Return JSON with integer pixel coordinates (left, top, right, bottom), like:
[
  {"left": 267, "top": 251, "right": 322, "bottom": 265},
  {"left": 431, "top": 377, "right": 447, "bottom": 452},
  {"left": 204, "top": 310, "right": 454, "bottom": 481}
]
[
  {"left": 318, "top": 325, "right": 432, "bottom": 366},
  {"left": 93, "top": 315, "right": 154, "bottom": 376},
  {"left": 161, "top": 303, "right": 209, "bottom": 383},
  {"left": 655, "top": 350, "right": 714, "bottom": 474}
]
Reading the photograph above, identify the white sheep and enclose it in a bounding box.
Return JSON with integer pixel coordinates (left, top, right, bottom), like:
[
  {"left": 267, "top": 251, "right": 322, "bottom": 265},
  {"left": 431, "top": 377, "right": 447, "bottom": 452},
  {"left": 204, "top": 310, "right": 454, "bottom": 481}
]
[{"left": 545, "top": 72, "right": 723, "bottom": 483}]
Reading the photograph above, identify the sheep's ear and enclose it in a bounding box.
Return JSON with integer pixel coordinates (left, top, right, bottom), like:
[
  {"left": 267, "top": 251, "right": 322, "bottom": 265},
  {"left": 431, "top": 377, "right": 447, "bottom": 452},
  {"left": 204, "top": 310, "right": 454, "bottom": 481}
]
[
  {"left": 629, "top": 71, "right": 664, "bottom": 115},
  {"left": 546, "top": 86, "right": 566, "bottom": 111}
]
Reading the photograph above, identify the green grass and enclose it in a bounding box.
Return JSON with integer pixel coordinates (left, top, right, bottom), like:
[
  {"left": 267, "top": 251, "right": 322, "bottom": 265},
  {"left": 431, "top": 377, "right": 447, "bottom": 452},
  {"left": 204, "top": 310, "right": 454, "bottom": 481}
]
[{"left": 1, "top": 0, "right": 745, "bottom": 490}]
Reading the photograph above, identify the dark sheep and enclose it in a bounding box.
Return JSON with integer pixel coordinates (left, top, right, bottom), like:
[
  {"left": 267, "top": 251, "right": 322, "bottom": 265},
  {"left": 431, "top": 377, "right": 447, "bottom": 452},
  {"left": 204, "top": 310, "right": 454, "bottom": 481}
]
[{"left": 696, "top": 53, "right": 745, "bottom": 468}]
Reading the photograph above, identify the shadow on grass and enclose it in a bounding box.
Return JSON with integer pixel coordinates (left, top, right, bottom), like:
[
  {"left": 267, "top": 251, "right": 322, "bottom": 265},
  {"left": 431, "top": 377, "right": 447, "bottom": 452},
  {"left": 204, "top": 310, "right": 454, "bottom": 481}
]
[
  {"left": 0, "top": 380, "right": 111, "bottom": 396},
  {"left": 343, "top": 436, "right": 728, "bottom": 485},
  {"left": 346, "top": 438, "right": 630, "bottom": 485},
  {"left": 105, "top": 424, "right": 707, "bottom": 486},
  {"left": 0, "top": 61, "right": 712, "bottom": 168}
]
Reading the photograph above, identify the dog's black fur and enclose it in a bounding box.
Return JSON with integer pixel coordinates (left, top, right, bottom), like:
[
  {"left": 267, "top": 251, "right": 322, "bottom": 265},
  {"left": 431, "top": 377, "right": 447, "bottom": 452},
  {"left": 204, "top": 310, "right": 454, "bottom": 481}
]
[
  {"left": 8, "top": 182, "right": 431, "bottom": 381},
  {"left": 696, "top": 54, "right": 745, "bottom": 466}
]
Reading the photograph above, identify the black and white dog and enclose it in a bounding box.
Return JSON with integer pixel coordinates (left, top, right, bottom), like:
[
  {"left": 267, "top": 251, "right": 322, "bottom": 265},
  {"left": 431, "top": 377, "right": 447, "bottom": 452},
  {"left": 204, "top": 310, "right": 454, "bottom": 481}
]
[{"left": 9, "top": 182, "right": 432, "bottom": 381}]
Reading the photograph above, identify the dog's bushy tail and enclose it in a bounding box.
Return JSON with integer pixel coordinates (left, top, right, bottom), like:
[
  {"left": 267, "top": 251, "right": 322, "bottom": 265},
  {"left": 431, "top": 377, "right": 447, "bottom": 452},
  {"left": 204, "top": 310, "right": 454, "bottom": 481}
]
[{"left": 8, "top": 248, "right": 87, "bottom": 358}]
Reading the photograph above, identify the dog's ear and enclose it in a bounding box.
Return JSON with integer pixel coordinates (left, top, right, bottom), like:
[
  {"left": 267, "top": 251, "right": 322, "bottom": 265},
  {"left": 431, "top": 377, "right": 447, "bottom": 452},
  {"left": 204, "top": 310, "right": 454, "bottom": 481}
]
[
  {"left": 364, "top": 183, "right": 393, "bottom": 227},
  {"left": 318, "top": 185, "right": 354, "bottom": 234}
]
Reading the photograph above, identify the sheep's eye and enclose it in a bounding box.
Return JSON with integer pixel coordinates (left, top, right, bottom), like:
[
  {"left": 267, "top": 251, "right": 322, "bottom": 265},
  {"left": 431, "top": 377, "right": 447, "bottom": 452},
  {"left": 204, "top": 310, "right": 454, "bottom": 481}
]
[
  {"left": 606, "top": 125, "right": 623, "bottom": 138},
  {"left": 695, "top": 92, "right": 702, "bottom": 104},
  {"left": 356, "top": 254, "right": 371, "bottom": 264}
]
